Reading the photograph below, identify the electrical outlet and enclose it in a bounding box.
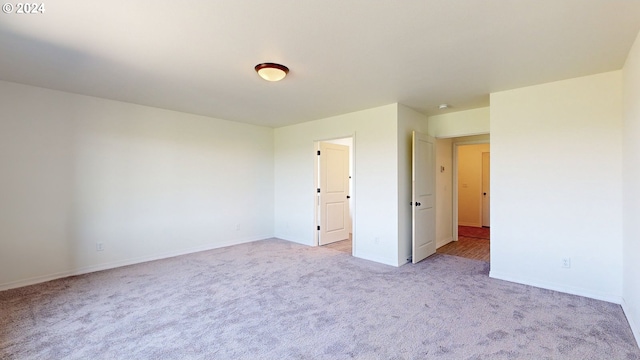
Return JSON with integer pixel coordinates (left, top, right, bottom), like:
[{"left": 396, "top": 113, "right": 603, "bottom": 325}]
[
  {"left": 374, "top": 237, "right": 380, "bottom": 244},
  {"left": 235, "top": 223, "right": 241, "bottom": 231},
  {"left": 96, "top": 243, "right": 104, "bottom": 252},
  {"left": 562, "top": 257, "right": 571, "bottom": 269}
]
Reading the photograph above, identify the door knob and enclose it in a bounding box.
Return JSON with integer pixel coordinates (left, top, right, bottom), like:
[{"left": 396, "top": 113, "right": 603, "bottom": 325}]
[
  {"left": 483, "top": 192, "right": 487, "bottom": 196},
  {"left": 416, "top": 202, "right": 421, "bottom": 206}
]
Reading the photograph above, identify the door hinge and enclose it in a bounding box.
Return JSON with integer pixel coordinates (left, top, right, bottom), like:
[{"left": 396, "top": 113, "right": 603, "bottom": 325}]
[
  {"left": 317, "top": 226, "right": 320, "bottom": 231},
  {"left": 317, "top": 150, "right": 321, "bottom": 155},
  {"left": 317, "top": 188, "right": 321, "bottom": 193}
]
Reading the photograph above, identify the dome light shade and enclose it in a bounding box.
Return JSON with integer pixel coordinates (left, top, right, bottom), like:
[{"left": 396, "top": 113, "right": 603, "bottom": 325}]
[{"left": 255, "top": 63, "right": 289, "bottom": 82}]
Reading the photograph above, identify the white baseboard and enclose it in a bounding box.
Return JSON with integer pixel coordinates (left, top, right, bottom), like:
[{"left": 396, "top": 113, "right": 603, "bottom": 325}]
[
  {"left": 437, "top": 236, "right": 454, "bottom": 249},
  {"left": 276, "top": 235, "right": 314, "bottom": 246},
  {"left": 0, "top": 235, "right": 271, "bottom": 292},
  {"left": 622, "top": 297, "right": 640, "bottom": 346},
  {"left": 354, "top": 250, "right": 398, "bottom": 267},
  {"left": 489, "top": 270, "right": 622, "bottom": 304}
]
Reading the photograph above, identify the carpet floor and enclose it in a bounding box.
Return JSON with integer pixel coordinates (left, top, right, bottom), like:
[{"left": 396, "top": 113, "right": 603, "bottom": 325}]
[{"left": 1, "top": 238, "right": 638, "bottom": 359}]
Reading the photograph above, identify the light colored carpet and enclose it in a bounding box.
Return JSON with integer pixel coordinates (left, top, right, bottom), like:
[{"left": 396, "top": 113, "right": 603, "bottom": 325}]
[{"left": 1, "top": 238, "right": 638, "bottom": 359}]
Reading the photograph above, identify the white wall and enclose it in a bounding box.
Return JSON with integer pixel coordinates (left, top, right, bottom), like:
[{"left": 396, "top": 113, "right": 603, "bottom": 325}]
[
  {"left": 0, "top": 80, "right": 274, "bottom": 290},
  {"left": 274, "top": 104, "right": 401, "bottom": 266},
  {"left": 490, "top": 71, "right": 623, "bottom": 302},
  {"left": 428, "top": 107, "right": 489, "bottom": 138},
  {"left": 453, "top": 134, "right": 490, "bottom": 144},
  {"left": 622, "top": 31, "right": 640, "bottom": 343},
  {"left": 435, "top": 138, "right": 453, "bottom": 248},
  {"left": 397, "top": 104, "right": 428, "bottom": 265}
]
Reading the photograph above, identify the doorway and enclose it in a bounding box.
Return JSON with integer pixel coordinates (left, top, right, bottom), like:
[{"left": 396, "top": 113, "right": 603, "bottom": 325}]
[
  {"left": 314, "top": 137, "right": 354, "bottom": 255},
  {"left": 456, "top": 143, "right": 490, "bottom": 229},
  {"left": 436, "top": 136, "right": 490, "bottom": 262}
]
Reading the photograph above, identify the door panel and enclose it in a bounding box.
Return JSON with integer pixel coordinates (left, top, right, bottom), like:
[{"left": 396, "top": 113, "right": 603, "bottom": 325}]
[
  {"left": 319, "top": 142, "right": 350, "bottom": 245},
  {"left": 326, "top": 202, "right": 345, "bottom": 231},
  {"left": 412, "top": 132, "right": 436, "bottom": 263}
]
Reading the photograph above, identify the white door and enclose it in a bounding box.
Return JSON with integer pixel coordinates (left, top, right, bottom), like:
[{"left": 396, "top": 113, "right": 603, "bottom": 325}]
[
  {"left": 319, "top": 142, "right": 350, "bottom": 245},
  {"left": 412, "top": 131, "right": 436, "bottom": 263},
  {"left": 482, "top": 152, "right": 490, "bottom": 227}
]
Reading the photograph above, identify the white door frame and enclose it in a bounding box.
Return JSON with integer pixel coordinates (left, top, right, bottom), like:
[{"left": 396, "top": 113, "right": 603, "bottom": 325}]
[
  {"left": 452, "top": 139, "right": 490, "bottom": 241},
  {"left": 314, "top": 135, "right": 356, "bottom": 255}
]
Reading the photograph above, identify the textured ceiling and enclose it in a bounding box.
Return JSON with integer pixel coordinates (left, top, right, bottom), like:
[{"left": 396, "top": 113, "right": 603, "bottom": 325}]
[{"left": 1, "top": 1, "right": 639, "bottom": 127}]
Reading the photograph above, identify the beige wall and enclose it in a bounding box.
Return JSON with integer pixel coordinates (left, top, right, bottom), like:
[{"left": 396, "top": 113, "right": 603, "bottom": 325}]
[
  {"left": 435, "top": 138, "right": 453, "bottom": 247},
  {"left": 0, "top": 80, "right": 275, "bottom": 290},
  {"left": 457, "top": 144, "right": 490, "bottom": 227},
  {"left": 490, "top": 71, "right": 623, "bottom": 302},
  {"left": 622, "top": 30, "right": 640, "bottom": 343},
  {"left": 453, "top": 134, "right": 490, "bottom": 144},
  {"left": 428, "top": 107, "right": 489, "bottom": 138}
]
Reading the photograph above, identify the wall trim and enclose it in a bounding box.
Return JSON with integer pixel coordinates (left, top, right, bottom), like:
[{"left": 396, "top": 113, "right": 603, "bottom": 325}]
[
  {"left": 355, "top": 250, "right": 399, "bottom": 267},
  {"left": 489, "top": 270, "right": 622, "bottom": 304},
  {"left": 622, "top": 297, "right": 640, "bottom": 346},
  {"left": 436, "top": 236, "right": 453, "bottom": 249},
  {"left": 0, "top": 235, "right": 271, "bottom": 292},
  {"left": 275, "top": 234, "right": 315, "bottom": 246},
  {"left": 458, "top": 221, "right": 482, "bottom": 227}
]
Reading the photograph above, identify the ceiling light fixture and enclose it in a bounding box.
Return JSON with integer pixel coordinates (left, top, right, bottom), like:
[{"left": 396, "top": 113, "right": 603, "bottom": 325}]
[
  {"left": 255, "top": 63, "right": 289, "bottom": 82},
  {"left": 438, "top": 104, "right": 449, "bottom": 110}
]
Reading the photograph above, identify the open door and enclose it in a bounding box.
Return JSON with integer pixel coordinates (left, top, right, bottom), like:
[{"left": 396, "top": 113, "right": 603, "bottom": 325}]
[
  {"left": 412, "top": 131, "right": 436, "bottom": 263},
  {"left": 318, "top": 142, "right": 350, "bottom": 245}
]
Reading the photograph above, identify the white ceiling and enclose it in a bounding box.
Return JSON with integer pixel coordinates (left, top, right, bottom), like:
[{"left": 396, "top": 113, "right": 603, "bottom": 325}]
[{"left": 1, "top": 1, "right": 639, "bottom": 127}]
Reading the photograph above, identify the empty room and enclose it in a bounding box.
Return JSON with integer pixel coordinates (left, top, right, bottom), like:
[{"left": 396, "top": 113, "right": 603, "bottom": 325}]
[{"left": 1, "top": 1, "right": 640, "bottom": 359}]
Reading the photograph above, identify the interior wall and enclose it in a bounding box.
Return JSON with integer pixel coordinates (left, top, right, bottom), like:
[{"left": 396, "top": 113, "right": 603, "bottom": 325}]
[
  {"left": 274, "top": 104, "right": 401, "bottom": 266},
  {"left": 457, "top": 144, "right": 490, "bottom": 227},
  {"left": 397, "top": 104, "right": 428, "bottom": 265},
  {"left": 0, "top": 80, "right": 274, "bottom": 290},
  {"left": 490, "top": 71, "right": 623, "bottom": 302},
  {"left": 453, "top": 134, "right": 491, "bottom": 144},
  {"left": 435, "top": 138, "right": 453, "bottom": 248},
  {"left": 622, "top": 30, "right": 640, "bottom": 343},
  {"left": 428, "top": 107, "right": 489, "bottom": 138}
]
